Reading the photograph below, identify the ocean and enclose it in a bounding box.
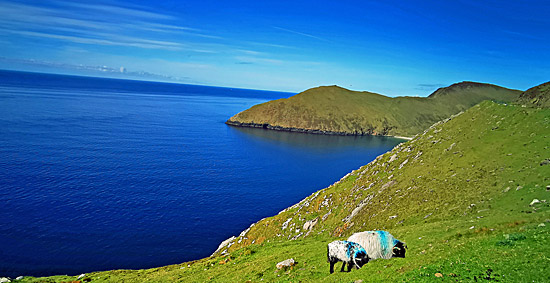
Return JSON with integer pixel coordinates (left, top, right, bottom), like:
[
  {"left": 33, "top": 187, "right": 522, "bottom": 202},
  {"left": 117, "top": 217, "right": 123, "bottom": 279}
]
[{"left": 0, "top": 70, "right": 403, "bottom": 277}]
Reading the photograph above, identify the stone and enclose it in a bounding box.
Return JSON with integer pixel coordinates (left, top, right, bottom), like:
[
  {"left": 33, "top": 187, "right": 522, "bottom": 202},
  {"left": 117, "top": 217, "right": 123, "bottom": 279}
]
[
  {"left": 212, "top": 236, "right": 236, "bottom": 256},
  {"left": 15, "top": 277, "right": 23, "bottom": 281},
  {"left": 303, "top": 218, "right": 319, "bottom": 231},
  {"left": 540, "top": 159, "right": 550, "bottom": 166},
  {"left": 503, "top": 187, "right": 510, "bottom": 193},
  {"left": 0, "top": 278, "right": 10, "bottom": 283},
  {"left": 282, "top": 218, "right": 292, "bottom": 230},
  {"left": 389, "top": 215, "right": 397, "bottom": 219},
  {"left": 539, "top": 223, "right": 546, "bottom": 227},
  {"left": 546, "top": 185, "right": 550, "bottom": 191},
  {"left": 435, "top": 273, "right": 443, "bottom": 278},
  {"left": 530, "top": 199, "right": 541, "bottom": 206},
  {"left": 77, "top": 274, "right": 86, "bottom": 280},
  {"left": 276, "top": 258, "right": 296, "bottom": 270}
]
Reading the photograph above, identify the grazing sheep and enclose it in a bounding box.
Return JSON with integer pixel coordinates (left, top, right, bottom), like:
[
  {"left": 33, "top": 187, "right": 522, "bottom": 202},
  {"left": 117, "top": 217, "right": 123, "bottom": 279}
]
[
  {"left": 327, "top": 240, "right": 370, "bottom": 274},
  {"left": 347, "top": 230, "right": 407, "bottom": 260}
]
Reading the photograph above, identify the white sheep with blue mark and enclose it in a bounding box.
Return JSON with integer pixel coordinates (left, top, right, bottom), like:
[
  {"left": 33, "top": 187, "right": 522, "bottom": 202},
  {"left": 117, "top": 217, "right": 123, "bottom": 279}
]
[
  {"left": 347, "top": 230, "right": 407, "bottom": 260},
  {"left": 326, "top": 240, "right": 370, "bottom": 274}
]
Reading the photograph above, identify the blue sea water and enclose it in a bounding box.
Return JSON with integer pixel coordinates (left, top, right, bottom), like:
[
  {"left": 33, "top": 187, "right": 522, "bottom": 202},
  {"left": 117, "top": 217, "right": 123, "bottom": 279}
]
[{"left": 0, "top": 70, "right": 403, "bottom": 277}]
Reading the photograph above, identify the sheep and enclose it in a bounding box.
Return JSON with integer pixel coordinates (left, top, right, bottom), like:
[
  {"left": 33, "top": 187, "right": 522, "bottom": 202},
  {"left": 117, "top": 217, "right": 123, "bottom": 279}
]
[
  {"left": 347, "top": 230, "right": 407, "bottom": 260},
  {"left": 327, "top": 240, "right": 370, "bottom": 274}
]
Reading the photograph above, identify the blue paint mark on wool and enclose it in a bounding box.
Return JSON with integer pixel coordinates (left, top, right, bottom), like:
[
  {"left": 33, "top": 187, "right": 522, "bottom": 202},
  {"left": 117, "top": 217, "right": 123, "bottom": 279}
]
[
  {"left": 393, "top": 238, "right": 399, "bottom": 246},
  {"left": 345, "top": 241, "right": 353, "bottom": 259},
  {"left": 377, "top": 230, "right": 389, "bottom": 254},
  {"left": 343, "top": 241, "right": 366, "bottom": 259}
]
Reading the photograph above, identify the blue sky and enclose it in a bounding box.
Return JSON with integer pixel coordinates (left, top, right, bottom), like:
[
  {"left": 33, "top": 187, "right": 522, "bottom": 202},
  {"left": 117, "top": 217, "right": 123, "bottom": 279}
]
[{"left": 1, "top": 0, "right": 549, "bottom": 95}]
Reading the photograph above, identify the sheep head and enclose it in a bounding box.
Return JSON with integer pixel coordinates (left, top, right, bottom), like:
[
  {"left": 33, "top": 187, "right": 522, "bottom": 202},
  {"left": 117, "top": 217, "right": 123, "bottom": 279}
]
[{"left": 392, "top": 241, "right": 407, "bottom": 258}]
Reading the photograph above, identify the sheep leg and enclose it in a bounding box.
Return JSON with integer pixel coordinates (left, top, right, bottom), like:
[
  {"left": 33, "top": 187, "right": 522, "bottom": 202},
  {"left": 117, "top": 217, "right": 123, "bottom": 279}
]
[
  {"left": 329, "top": 261, "right": 335, "bottom": 274},
  {"left": 340, "top": 262, "right": 346, "bottom": 272},
  {"left": 347, "top": 262, "right": 354, "bottom": 272}
]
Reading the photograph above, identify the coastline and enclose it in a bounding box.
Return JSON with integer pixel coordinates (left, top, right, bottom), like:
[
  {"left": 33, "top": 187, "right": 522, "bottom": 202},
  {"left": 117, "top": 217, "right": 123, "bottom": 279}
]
[{"left": 225, "top": 120, "right": 412, "bottom": 140}]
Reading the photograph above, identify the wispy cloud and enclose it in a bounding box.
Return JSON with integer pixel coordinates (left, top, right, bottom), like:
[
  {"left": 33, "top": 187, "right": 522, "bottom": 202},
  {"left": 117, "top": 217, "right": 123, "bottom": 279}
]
[
  {"left": 234, "top": 56, "right": 283, "bottom": 65},
  {"left": 0, "top": 0, "right": 221, "bottom": 52},
  {"left": 415, "top": 83, "right": 446, "bottom": 91},
  {"left": 10, "top": 30, "right": 184, "bottom": 50},
  {"left": 57, "top": 1, "right": 176, "bottom": 20},
  {"left": 272, "top": 26, "right": 328, "bottom": 42}
]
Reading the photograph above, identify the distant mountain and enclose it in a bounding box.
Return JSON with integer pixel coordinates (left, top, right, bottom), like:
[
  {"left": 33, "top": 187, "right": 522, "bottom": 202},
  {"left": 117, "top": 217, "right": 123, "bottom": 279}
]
[
  {"left": 515, "top": 81, "right": 550, "bottom": 108},
  {"left": 226, "top": 82, "right": 521, "bottom": 137}
]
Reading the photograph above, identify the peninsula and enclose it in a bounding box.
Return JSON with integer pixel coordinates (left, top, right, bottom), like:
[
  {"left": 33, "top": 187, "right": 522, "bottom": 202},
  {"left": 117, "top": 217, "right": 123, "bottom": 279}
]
[{"left": 226, "top": 82, "right": 521, "bottom": 138}]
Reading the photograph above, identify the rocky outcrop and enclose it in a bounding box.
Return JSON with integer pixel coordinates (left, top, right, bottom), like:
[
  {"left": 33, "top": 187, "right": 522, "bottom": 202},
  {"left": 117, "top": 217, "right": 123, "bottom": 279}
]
[{"left": 225, "top": 120, "right": 384, "bottom": 136}]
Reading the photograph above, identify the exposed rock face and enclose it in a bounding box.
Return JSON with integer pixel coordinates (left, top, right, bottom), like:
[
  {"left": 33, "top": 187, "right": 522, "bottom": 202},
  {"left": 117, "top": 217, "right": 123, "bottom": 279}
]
[
  {"left": 226, "top": 120, "right": 373, "bottom": 136},
  {"left": 212, "top": 236, "right": 236, "bottom": 256},
  {"left": 303, "top": 218, "right": 318, "bottom": 232},
  {"left": 516, "top": 81, "right": 550, "bottom": 108}
]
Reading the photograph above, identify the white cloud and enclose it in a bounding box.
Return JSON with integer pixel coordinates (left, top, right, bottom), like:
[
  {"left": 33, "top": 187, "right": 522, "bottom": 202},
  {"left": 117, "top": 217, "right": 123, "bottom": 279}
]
[
  {"left": 9, "top": 30, "right": 184, "bottom": 50},
  {"left": 272, "top": 26, "right": 328, "bottom": 42},
  {"left": 0, "top": 0, "right": 222, "bottom": 51}
]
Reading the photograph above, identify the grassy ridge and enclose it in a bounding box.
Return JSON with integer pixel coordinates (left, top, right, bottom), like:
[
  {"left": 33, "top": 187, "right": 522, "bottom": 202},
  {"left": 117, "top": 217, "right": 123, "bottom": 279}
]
[
  {"left": 226, "top": 82, "right": 521, "bottom": 137},
  {"left": 516, "top": 81, "right": 550, "bottom": 108},
  {"left": 24, "top": 99, "right": 550, "bottom": 282}
]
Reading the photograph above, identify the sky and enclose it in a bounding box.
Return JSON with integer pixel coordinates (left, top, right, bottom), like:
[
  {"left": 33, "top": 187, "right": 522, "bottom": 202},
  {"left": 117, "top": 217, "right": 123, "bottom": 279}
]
[{"left": 0, "top": 0, "right": 549, "bottom": 96}]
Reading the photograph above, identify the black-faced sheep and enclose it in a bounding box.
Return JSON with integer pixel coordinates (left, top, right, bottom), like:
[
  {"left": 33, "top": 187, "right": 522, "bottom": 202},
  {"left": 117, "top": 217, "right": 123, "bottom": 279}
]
[
  {"left": 347, "top": 230, "right": 407, "bottom": 260},
  {"left": 327, "top": 240, "right": 370, "bottom": 274}
]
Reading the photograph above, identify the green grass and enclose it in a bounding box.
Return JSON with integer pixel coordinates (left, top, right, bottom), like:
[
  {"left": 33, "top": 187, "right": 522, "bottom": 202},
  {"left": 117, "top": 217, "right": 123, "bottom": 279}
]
[
  {"left": 227, "top": 82, "right": 521, "bottom": 137},
  {"left": 21, "top": 100, "right": 550, "bottom": 282}
]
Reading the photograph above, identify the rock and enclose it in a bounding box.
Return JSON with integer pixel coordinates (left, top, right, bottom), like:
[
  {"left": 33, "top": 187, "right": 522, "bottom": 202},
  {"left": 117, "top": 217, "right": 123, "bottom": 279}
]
[
  {"left": 212, "top": 236, "right": 236, "bottom": 256},
  {"left": 389, "top": 154, "right": 398, "bottom": 163},
  {"left": 322, "top": 210, "right": 332, "bottom": 221},
  {"left": 276, "top": 258, "right": 296, "bottom": 270},
  {"left": 354, "top": 280, "right": 364, "bottom": 283},
  {"left": 435, "top": 272, "right": 443, "bottom": 278},
  {"left": 503, "top": 187, "right": 511, "bottom": 193},
  {"left": 77, "top": 274, "right": 86, "bottom": 280},
  {"left": 398, "top": 159, "right": 409, "bottom": 169},
  {"left": 530, "top": 199, "right": 541, "bottom": 206},
  {"left": 303, "top": 218, "right": 318, "bottom": 231},
  {"left": 0, "top": 278, "right": 10, "bottom": 283},
  {"left": 540, "top": 159, "right": 550, "bottom": 166},
  {"left": 547, "top": 185, "right": 550, "bottom": 191},
  {"left": 389, "top": 215, "right": 397, "bottom": 219},
  {"left": 539, "top": 223, "right": 546, "bottom": 227},
  {"left": 15, "top": 277, "right": 23, "bottom": 281},
  {"left": 282, "top": 218, "right": 292, "bottom": 230},
  {"left": 516, "top": 186, "right": 523, "bottom": 191}
]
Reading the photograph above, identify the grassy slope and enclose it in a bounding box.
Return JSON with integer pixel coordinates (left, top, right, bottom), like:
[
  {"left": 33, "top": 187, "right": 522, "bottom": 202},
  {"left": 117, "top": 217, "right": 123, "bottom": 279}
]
[
  {"left": 25, "top": 100, "right": 550, "bottom": 282},
  {"left": 227, "top": 82, "right": 521, "bottom": 137}
]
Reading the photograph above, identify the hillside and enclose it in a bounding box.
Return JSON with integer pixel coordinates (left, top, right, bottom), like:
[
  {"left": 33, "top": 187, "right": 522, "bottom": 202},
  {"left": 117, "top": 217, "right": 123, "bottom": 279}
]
[
  {"left": 23, "top": 94, "right": 550, "bottom": 282},
  {"left": 226, "top": 82, "right": 521, "bottom": 137},
  {"left": 516, "top": 81, "right": 550, "bottom": 108}
]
